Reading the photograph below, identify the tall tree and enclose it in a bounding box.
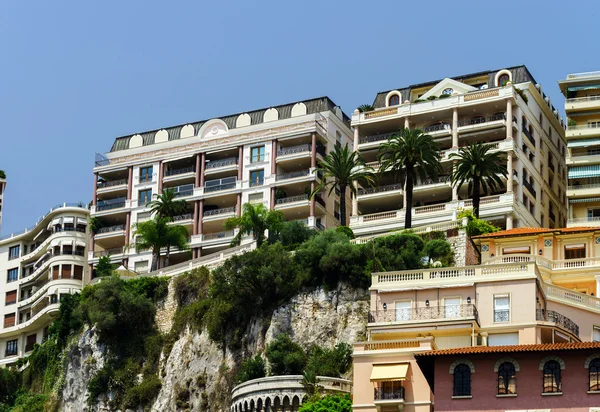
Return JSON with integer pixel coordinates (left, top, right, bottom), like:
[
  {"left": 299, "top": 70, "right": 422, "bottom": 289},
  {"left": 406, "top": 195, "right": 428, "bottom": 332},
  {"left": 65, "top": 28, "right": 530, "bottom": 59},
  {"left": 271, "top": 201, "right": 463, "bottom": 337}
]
[
  {"left": 311, "top": 144, "right": 375, "bottom": 226},
  {"left": 224, "top": 203, "right": 284, "bottom": 247},
  {"left": 148, "top": 188, "right": 188, "bottom": 220},
  {"left": 378, "top": 128, "right": 442, "bottom": 229},
  {"left": 450, "top": 143, "right": 508, "bottom": 219},
  {"left": 134, "top": 216, "right": 188, "bottom": 271}
]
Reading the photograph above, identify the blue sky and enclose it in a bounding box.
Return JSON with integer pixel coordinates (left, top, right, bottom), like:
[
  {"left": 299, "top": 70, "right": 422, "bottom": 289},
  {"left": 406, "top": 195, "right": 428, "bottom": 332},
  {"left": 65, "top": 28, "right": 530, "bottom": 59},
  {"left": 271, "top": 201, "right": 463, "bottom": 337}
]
[{"left": 0, "top": 0, "right": 597, "bottom": 234}]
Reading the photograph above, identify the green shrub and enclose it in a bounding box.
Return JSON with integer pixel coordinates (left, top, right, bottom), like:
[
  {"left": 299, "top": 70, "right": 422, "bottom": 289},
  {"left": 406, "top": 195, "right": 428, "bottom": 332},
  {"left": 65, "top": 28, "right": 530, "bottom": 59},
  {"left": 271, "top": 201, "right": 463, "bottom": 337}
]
[
  {"left": 305, "top": 343, "right": 352, "bottom": 378},
  {"left": 426, "top": 95, "right": 437, "bottom": 100},
  {"left": 173, "top": 267, "right": 210, "bottom": 306},
  {"left": 335, "top": 226, "right": 355, "bottom": 239},
  {"left": 438, "top": 93, "right": 451, "bottom": 99},
  {"left": 266, "top": 334, "right": 307, "bottom": 375},
  {"left": 299, "top": 394, "right": 352, "bottom": 412},
  {"left": 9, "top": 390, "right": 48, "bottom": 412},
  {"left": 424, "top": 239, "right": 453, "bottom": 265},
  {"left": 95, "top": 255, "right": 115, "bottom": 277},
  {"left": 122, "top": 374, "right": 162, "bottom": 408},
  {"left": 413, "top": 99, "right": 425, "bottom": 103},
  {"left": 458, "top": 210, "right": 500, "bottom": 237},
  {"left": 237, "top": 354, "right": 266, "bottom": 383},
  {"left": 277, "top": 220, "right": 315, "bottom": 249}
]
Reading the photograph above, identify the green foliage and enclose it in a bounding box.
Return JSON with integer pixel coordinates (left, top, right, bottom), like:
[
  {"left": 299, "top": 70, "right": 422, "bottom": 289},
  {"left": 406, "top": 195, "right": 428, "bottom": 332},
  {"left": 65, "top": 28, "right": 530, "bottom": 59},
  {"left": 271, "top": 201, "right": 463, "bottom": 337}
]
[
  {"left": 0, "top": 170, "right": 5, "bottom": 179},
  {"left": 95, "top": 255, "right": 115, "bottom": 278},
  {"left": 424, "top": 239, "right": 453, "bottom": 265},
  {"left": 413, "top": 99, "right": 425, "bottom": 103},
  {"left": 437, "top": 93, "right": 451, "bottom": 99},
  {"left": 458, "top": 210, "right": 501, "bottom": 237},
  {"left": 237, "top": 355, "right": 266, "bottom": 383},
  {"left": 265, "top": 334, "right": 307, "bottom": 375},
  {"left": 134, "top": 216, "right": 189, "bottom": 271},
  {"left": 568, "top": 117, "right": 576, "bottom": 127},
  {"left": 514, "top": 86, "right": 529, "bottom": 103},
  {"left": 298, "top": 394, "right": 352, "bottom": 412},
  {"left": 276, "top": 220, "right": 315, "bottom": 249},
  {"left": 305, "top": 343, "right": 352, "bottom": 378},
  {"left": 148, "top": 188, "right": 189, "bottom": 220},
  {"left": 335, "top": 226, "right": 355, "bottom": 239},
  {"left": 225, "top": 203, "right": 285, "bottom": 247},
  {"left": 0, "top": 368, "right": 19, "bottom": 406},
  {"left": 7, "top": 391, "right": 48, "bottom": 412},
  {"left": 357, "top": 104, "right": 374, "bottom": 113},
  {"left": 426, "top": 95, "right": 437, "bottom": 100}
]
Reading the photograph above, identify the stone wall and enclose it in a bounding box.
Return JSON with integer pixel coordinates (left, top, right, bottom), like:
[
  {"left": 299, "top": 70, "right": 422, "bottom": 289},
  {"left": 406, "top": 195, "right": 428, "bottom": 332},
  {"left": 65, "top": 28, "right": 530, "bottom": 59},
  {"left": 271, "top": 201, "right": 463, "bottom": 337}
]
[
  {"left": 155, "top": 280, "right": 177, "bottom": 333},
  {"left": 448, "top": 229, "right": 480, "bottom": 267}
]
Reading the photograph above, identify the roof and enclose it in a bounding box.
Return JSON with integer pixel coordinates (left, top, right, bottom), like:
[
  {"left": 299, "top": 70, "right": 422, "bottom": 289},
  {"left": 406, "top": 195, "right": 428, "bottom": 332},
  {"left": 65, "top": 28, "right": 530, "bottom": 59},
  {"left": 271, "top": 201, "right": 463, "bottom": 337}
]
[
  {"left": 109, "top": 96, "right": 350, "bottom": 153},
  {"left": 416, "top": 342, "right": 600, "bottom": 357},
  {"left": 473, "top": 227, "right": 598, "bottom": 239}
]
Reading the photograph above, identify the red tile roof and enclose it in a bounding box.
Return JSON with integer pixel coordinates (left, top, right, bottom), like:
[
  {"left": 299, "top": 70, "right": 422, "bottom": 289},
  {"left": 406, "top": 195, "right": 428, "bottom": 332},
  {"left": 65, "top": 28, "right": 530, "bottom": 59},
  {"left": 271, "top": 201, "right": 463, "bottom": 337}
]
[
  {"left": 473, "top": 227, "right": 598, "bottom": 239},
  {"left": 416, "top": 342, "right": 600, "bottom": 356}
]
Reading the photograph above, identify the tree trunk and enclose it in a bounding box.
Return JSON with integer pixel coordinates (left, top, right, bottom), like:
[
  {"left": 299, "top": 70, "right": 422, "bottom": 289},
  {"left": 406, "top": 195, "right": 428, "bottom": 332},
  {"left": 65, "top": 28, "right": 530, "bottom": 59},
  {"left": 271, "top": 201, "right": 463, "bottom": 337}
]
[
  {"left": 473, "top": 175, "right": 481, "bottom": 219},
  {"left": 405, "top": 165, "right": 414, "bottom": 229},
  {"left": 339, "top": 184, "right": 347, "bottom": 226},
  {"left": 165, "top": 245, "right": 171, "bottom": 268},
  {"left": 151, "top": 248, "right": 159, "bottom": 271}
]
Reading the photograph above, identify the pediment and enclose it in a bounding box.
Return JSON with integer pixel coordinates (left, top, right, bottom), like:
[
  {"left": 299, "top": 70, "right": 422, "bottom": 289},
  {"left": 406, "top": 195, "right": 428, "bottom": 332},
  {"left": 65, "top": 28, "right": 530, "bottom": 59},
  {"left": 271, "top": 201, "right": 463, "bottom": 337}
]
[{"left": 420, "top": 78, "right": 477, "bottom": 100}]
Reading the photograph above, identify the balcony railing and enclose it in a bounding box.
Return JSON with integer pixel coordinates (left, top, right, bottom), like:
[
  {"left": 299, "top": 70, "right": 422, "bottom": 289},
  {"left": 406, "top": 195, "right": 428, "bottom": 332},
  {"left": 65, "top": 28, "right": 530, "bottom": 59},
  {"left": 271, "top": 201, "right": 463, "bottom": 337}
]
[
  {"left": 359, "top": 132, "right": 394, "bottom": 144},
  {"left": 358, "top": 183, "right": 403, "bottom": 196},
  {"left": 249, "top": 178, "right": 264, "bottom": 187},
  {"left": 374, "top": 386, "right": 405, "bottom": 401},
  {"left": 203, "top": 207, "right": 236, "bottom": 217},
  {"left": 172, "top": 184, "right": 194, "bottom": 198},
  {"left": 203, "top": 230, "right": 235, "bottom": 241},
  {"left": 206, "top": 157, "right": 238, "bottom": 169},
  {"left": 416, "top": 176, "right": 451, "bottom": 187},
  {"left": 96, "top": 200, "right": 126, "bottom": 211},
  {"left": 276, "top": 194, "right": 309, "bottom": 204},
  {"left": 424, "top": 123, "right": 451, "bottom": 133},
  {"left": 536, "top": 309, "right": 579, "bottom": 337},
  {"left": 93, "top": 247, "right": 125, "bottom": 258},
  {"left": 457, "top": 113, "right": 505, "bottom": 127},
  {"left": 276, "top": 170, "right": 310, "bottom": 181},
  {"left": 96, "top": 224, "right": 125, "bottom": 234},
  {"left": 164, "top": 166, "right": 194, "bottom": 177},
  {"left": 173, "top": 213, "right": 193, "bottom": 222},
  {"left": 97, "top": 178, "right": 127, "bottom": 189},
  {"left": 566, "top": 96, "right": 600, "bottom": 104},
  {"left": 494, "top": 309, "right": 509, "bottom": 322},
  {"left": 368, "top": 304, "right": 478, "bottom": 324},
  {"left": 204, "top": 177, "right": 237, "bottom": 193},
  {"left": 522, "top": 127, "right": 536, "bottom": 146},
  {"left": 278, "top": 144, "right": 310, "bottom": 156},
  {"left": 523, "top": 179, "right": 536, "bottom": 198}
]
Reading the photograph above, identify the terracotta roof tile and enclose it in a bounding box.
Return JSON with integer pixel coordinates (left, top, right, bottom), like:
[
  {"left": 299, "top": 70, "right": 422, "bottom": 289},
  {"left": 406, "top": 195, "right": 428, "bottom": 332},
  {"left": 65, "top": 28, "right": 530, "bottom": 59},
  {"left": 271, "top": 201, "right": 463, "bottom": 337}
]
[
  {"left": 416, "top": 342, "right": 600, "bottom": 357},
  {"left": 473, "top": 227, "right": 598, "bottom": 239}
]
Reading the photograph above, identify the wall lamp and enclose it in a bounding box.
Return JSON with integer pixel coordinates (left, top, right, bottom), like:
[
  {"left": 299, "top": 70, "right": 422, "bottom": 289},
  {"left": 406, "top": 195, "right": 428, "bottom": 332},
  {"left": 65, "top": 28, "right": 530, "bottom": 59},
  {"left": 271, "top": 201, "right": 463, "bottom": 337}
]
[
  {"left": 383, "top": 303, "right": 387, "bottom": 310},
  {"left": 539, "top": 249, "right": 543, "bottom": 255},
  {"left": 467, "top": 297, "right": 471, "bottom": 304},
  {"left": 425, "top": 300, "right": 430, "bottom": 306}
]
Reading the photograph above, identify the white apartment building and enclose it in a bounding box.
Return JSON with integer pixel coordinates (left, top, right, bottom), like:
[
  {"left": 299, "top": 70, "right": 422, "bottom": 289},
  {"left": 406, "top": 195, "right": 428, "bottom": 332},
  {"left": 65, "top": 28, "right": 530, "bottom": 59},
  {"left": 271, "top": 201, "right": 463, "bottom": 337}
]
[
  {"left": 0, "top": 175, "right": 5, "bottom": 235},
  {"left": 91, "top": 97, "right": 352, "bottom": 275},
  {"left": 559, "top": 71, "right": 600, "bottom": 227},
  {"left": 0, "top": 203, "right": 89, "bottom": 365},
  {"left": 349, "top": 66, "right": 568, "bottom": 239}
]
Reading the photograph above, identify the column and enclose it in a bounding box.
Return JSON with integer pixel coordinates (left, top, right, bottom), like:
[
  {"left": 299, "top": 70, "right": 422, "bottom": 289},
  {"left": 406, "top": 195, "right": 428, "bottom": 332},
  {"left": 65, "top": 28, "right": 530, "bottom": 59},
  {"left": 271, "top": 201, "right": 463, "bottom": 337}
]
[
  {"left": 515, "top": 106, "right": 523, "bottom": 148},
  {"left": 452, "top": 161, "right": 458, "bottom": 201},
  {"left": 270, "top": 187, "right": 276, "bottom": 211},
  {"left": 157, "top": 161, "right": 163, "bottom": 193},
  {"left": 127, "top": 167, "right": 133, "bottom": 199},
  {"left": 403, "top": 182, "right": 407, "bottom": 208},
  {"left": 200, "top": 153, "right": 206, "bottom": 187},
  {"left": 311, "top": 133, "right": 317, "bottom": 169},
  {"left": 271, "top": 140, "right": 277, "bottom": 174},
  {"left": 506, "top": 99, "right": 513, "bottom": 140},
  {"left": 88, "top": 264, "right": 94, "bottom": 282},
  {"left": 238, "top": 146, "right": 243, "bottom": 180},
  {"left": 404, "top": 117, "right": 410, "bottom": 129},
  {"left": 193, "top": 201, "right": 199, "bottom": 235},
  {"left": 507, "top": 153, "right": 513, "bottom": 193},
  {"left": 595, "top": 275, "right": 600, "bottom": 296},
  {"left": 506, "top": 215, "right": 513, "bottom": 230},
  {"left": 236, "top": 194, "right": 241, "bottom": 217},
  {"left": 310, "top": 182, "right": 315, "bottom": 217},
  {"left": 195, "top": 154, "right": 201, "bottom": 187},
  {"left": 353, "top": 126, "right": 359, "bottom": 151},
  {"left": 452, "top": 108, "right": 458, "bottom": 148},
  {"left": 198, "top": 200, "right": 204, "bottom": 235},
  {"left": 125, "top": 212, "right": 131, "bottom": 244},
  {"left": 92, "top": 172, "right": 98, "bottom": 206}
]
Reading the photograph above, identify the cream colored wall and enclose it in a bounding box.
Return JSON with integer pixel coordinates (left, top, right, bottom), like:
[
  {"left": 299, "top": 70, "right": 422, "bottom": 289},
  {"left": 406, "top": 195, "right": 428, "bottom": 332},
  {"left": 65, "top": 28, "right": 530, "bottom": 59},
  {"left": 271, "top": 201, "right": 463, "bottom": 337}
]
[
  {"left": 547, "top": 299, "right": 600, "bottom": 342},
  {"left": 373, "top": 286, "right": 476, "bottom": 311},
  {"left": 476, "top": 279, "right": 537, "bottom": 327}
]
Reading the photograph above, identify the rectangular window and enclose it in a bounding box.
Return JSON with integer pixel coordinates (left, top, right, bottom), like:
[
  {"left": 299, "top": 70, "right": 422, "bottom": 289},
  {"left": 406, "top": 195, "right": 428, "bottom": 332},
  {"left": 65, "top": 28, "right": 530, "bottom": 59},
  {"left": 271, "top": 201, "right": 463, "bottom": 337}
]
[
  {"left": 134, "top": 260, "right": 149, "bottom": 273},
  {"left": 73, "top": 265, "right": 83, "bottom": 280},
  {"left": 594, "top": 326, "right": 600, "bottom": 342},
  {"left": 250, "top": 170, "right": 264, "bottom": 187},
  {"left": 139, "top": 189, "right": 152, "bottom": 206},
  {"left": 8, "top": 245, "right": 19, "bottom": 260},
  {"left": 140, "top": 166, "right": 153, "bottom": 182},
  {"left": 5, "top": 339, "right": 17, "bottom": 356},
  {"left": 25, "top": 334, "right": 36, "bottom": 352},
  {"left": 444, "top": 297, "right": 461, "bottom": 319},
  {"left": 4, "top": 313, "right": 15, "bottom": 328},
  {"left": 494, "top": 295, "right": 510, "bottom": 323},
  {"left": 5, "top": 291, "right": 16, "bottom": 306},
  {"left": 248, "top": 193, "right": 263, "bottom": 204},
  {"left": 250, "top": 146, "right": 265, "bottom": 163},
  {"left": 564, "top": 244, "right": 586, "bottom": 260},
  {"left": 7, "top": 268, "right": 18, "bottom": 283},
  {"left": 395, "top": 301, "right": 412, "bottom": 321}
]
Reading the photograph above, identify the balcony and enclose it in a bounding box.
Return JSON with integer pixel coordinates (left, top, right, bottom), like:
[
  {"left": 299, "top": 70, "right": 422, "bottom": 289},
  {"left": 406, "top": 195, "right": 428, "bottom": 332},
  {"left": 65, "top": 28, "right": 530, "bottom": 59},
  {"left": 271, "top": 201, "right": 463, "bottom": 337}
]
[
  {"left": 204, "top": 177, "right": 238, "bottom": 194},
  {"left": 276, "top": 170, "right": 310, "bottom": 181},
  {"left": 522, "top": 127, "right": 536, "bottom": 146},
  {"left": 276, "top": 194, "right": 309, "bottom": 205},
  {"left": 96, "top": 199, "right": 127, "bottom": 212},
  {"left": 567, "top": 216, "right": 600, "bottom": 227},
  {"left": 96, "top": 224, "right": 125, "bottom": 235},
  {"left": 172, "top": 213, "right": 193, "bottom": 223},
  {"left": 536, "top": 309, "right": 579, "bottom": 337},
  {"left": 368, "top": 304, "right": 478, "bottom": 325},
  {"left": 277, "top": 143, "right": 326, "bottom": 159},
  {"left": 93, "top": 247, "right": 126, "bottom": 258},
  {"left": 523, "top": 178, "right": 537, "bottom": 198},
  {"left": 172, "top": 184, "right": 194, "bottom": 198},
  {"left": 203, "top": 207, "right": 236, "bottom": 219},
  {"left": 164, "top": 166, "right": 194, "bottom": 177},
  {"left": 97, "top": 178, "right": 127, "bottom": 190},
  {"left": 374, "top": 385, "right": 405, "bottom": 401},
  {"left": 358, "top": 183, "right": 403, "bottom": 197},
  {"left": 359, "top": 132, "right": 395, "bottom": 146},
  {"left": 565, "top": 95, "right": 600, "bottom": 112},
  {"left": 567, "top": 124, "right": 600, "bottom": 139},
  {"left": 202, "top": 230, "right": 235, "bottom": 242},
  {"left": 205, "top": 157, "right": 239, "bottom": 173}
]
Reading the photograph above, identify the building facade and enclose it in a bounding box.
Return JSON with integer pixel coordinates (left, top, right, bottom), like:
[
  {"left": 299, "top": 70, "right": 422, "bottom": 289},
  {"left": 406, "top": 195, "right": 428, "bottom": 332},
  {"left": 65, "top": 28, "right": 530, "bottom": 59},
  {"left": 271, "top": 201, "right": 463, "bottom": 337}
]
[
  {"left": 559, "top": 71, "right": 600, "bottom": 227},
  {"left": 91, "top": 97, "right": 352, "bottom": 275},
  {"left": 350, "top": 66, "right": 568, "bottom": 239},
  {"left": 0, "top": 203, "right": 89, "bottom": 366},
  {"left": 352, "top": 227, "right": 600, "bottom": 411},
  {"left": 0, "top": 174, "right": 6, "bottom": 235}
]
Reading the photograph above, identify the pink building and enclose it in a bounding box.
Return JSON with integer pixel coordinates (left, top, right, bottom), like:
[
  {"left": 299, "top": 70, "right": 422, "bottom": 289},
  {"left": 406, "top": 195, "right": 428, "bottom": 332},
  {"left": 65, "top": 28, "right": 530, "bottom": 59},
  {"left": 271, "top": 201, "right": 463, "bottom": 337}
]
[{"left": 417, "top": 342, "right": 600, "bottom": 412}]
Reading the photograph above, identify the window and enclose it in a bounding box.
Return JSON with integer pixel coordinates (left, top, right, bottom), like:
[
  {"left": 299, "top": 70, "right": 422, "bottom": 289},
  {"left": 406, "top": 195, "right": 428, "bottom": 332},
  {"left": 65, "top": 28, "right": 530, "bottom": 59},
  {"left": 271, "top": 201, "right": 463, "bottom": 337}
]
[
  {"left": 453, "top": 364, "right": 471, "bottom": 396},
  {"left": 588, "top": 121, "right": 600, "bottom": 128},
  {"left": 497, "top": 362, "right": 516, "bottom": 394},
  {"left": 442, "top": 88, "right": 454, "bottom": 95},
  {"left": 5, "top": 339, "right": 17, "bottom": 356},
  {"left": 25, "top": 334, "right": 36, "bottom": 352},
  {"left": 542, "top": 360, "right": 561, "bottom": 393},
  {"left": 250, "top": 170, "right": 264, "bottom": 187},
  {"left": 5, "top": 291, "right": 16, "bottom": 306},
  {"left": 388, "top": 94, "right": 400, "bottom": 106},
  {"left": 494, "top": 295, "right": 510, "bottom": 323},
  {"left": 588, "top": 209, "right": 600, "bottom": 221},
  {"left": 594, "top": 326, "right": 600, "bottom": 342},
  {"left": 140, "top": 166, "right": 153, "bottom": 182},
  {"left": 395, "top": 301, "right": 411, "bottom": 321},
  {"left": 564, "top": 244, "right": 586, "bottom": 260},
  {"left": 251, "top": 146, "right": 265, "bottom": 163},
  {"left": 248, "top": 193, "right": 264, "bottom": 204},
  {"left": 7, "top": 268, "right": 18, "bottom": 283},
  {"left": 134, "top": 260, "right": 149, "bottom": 273},
  {"left": 498, "top": 74, "right": 510, "bottom": 86},
  {"left": 590, "top": 358, "right": 600, "bottom": 391},
  {"left": 8, "top": 245, "right": 19, "bottom": 260},
  {"left": 4, "top": 313, "right": 15, "bottom": 328},
  {"left": 139, "top": 189, "right": 152, "bottom": 206},
  {"left": 444, "top": 297, "right": 461, "bottom": 319}
]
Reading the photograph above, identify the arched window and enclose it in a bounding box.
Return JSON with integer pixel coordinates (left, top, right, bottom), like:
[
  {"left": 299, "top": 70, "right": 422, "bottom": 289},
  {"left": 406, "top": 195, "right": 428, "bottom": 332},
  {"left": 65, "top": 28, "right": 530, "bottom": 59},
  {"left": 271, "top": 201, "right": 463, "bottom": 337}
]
[
  {"left": 389, "top": 95, "right": 400, "bottom": 106},
  {"left": 442, "top": 88, "right": 454, "bottom": 95},
  {"left": 453, "top": 364, "right": 471, "bottom": 396},
  {"left": 590, "top": 358, "right": 600, "bottom": 391},
  {"left": 543, "top": 360, "right": 562, "bottom": 393},
  {"left": 498, "top": 74, "right": 510, "bottom": 87},
  {"left": 497, "top": 362, "right": 516, "bottom": 394}
]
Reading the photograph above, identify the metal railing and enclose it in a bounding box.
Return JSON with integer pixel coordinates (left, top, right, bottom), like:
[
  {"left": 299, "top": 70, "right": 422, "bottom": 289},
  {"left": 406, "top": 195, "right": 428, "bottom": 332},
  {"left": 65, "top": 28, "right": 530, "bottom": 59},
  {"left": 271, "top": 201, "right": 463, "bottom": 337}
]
[
  {"left": 276, "top": 170, "right": 310, "bottom": 181},
  {"left": 203, "top": 230, "right": 235, "bottom": 241},
  {"left": 97, "top": 178, "right": 127, "bottom": 188},
  {"left": 457, "top": 113, "right": 505, "bottom": 127},
  {"left": 249, "top": 178, "right": 264, "bottom": 187},
  {"left": 93, "top": 247, "right": 125, "bottom": 258},
  {"left": 368, "top": 304, "right": 478, "bottom": 323},
  {"left": 204, "top": 182, "right": 237, "bottom": 193},
  {"left": 374, "top": 386, "right": 405, "bottom": 401},
  {"left": 278, "top": 144, "right": 310, "bottom": 156},
  {"left": 96, "top": 201, "right": 126, "bottom": 211},
  {"left": 566, "top": 95, "right": 600, "bottom": 104},
  {"left": 359, "top": 132, "right": 394, "bottom": 144},
  {"left": 358, "top": 183, "right": 403, "bottom": 196},
  {"left": 203, "top": 207, "right": 236, "bottom": 217},
  {"left": 522, "top": 127, "right": 536, "bottom": 146},
  {"left": 96, "top": 224, "right": 125, "bottom": 234},
  {"left": 276, "top": 194, "right": 309, "bottom": 204},
  {"left": 536, "top": 309, "right": 579, "bottom": 337},
  {"left": 416, "top": 176, "right": 451, "bottom": 187},
  {"left": 424, "top": 123, "right": 451, "bottom": 132},
  {"left": 494, "top": 309, "right": 509, "bottom": 322},
  {"left": 173, "top": 213, "right": 192, "bottom": 221},
  {"left": 205, "top": 157, "right": 238, "bottom": 169},
  {"left": 523, "top": 179, "right": 537, "bottom": 198},
  {"left": 164, "top": 166, "right": 194, "bottom": 177}
]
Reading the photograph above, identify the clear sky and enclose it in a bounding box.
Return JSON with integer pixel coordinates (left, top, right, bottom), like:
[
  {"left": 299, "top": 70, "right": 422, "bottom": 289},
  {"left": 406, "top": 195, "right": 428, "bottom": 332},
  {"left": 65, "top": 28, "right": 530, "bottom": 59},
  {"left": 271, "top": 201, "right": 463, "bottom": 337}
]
[{"left": 0, "top": 0, "right": 597, "bottom": 234}]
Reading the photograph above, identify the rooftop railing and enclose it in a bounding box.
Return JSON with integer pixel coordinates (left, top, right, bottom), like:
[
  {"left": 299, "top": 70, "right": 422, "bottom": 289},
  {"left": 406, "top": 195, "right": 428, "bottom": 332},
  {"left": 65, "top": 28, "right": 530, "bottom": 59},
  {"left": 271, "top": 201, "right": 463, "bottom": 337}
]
[
  {"left": 536, "top": 309, "right": 579, "bottom": 337},
  {"left": 567, "top": 71, "right": 600, "bottom": 79}
]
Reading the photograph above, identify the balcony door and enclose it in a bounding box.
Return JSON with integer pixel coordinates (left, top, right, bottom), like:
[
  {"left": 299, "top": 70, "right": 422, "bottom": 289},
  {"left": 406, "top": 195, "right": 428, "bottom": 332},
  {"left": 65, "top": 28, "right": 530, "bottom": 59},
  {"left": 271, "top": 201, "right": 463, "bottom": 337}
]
[
  {"left": 395, "top": 301, "right": 411, "bottom": 321},
  {"left": 444, "top": 297, "right": 461, "bottom": 319}
]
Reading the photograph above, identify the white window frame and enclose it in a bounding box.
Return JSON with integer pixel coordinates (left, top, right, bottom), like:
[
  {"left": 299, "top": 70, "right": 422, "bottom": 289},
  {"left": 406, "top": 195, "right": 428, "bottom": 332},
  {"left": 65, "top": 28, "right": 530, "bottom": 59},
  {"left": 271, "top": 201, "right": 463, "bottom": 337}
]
[
  {"left": 443, "top": 296, "right": 462, "bottom": 319},
  {"left": 493, "top": 294, "right": 511, "bottom": 323},
  {"left": 394, "top": 300, "right": 412, "bottom": 322}
]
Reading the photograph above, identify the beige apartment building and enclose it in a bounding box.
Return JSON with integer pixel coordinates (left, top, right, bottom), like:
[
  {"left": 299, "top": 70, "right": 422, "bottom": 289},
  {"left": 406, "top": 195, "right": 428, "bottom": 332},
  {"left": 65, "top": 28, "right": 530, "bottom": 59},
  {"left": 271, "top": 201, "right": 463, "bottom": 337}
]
[
  {"left": 0, "top": 203, "right": 89, "bottom": 366},
  {"left": 559, "top": 71, "right": 600, "bottom": 227},
  {"left": 350, "top": 66, "right": 568, "bottom": 240},
  {"left": 91, "top": 97, "right": 352, "bottom": 275},
  {"left": 352, "top": 226, "right": 600, "bottom": 411}
]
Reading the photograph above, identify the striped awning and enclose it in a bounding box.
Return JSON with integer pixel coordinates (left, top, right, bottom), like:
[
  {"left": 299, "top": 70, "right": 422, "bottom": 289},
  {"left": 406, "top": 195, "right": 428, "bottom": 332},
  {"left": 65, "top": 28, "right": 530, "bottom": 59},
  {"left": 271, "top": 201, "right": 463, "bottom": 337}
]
[
  {"left": 370, "top": 363, "right": 410, "bottom": 382},
  {"left": 569, "top": 111, "right": 600, "bottom": 117},
  {"left": 568, "top": 85, "right": 600, "bottom": 92},
  {"left": 568, "top": 165, "right": 600, "bottom": 179},
  {"left": 568, "top": 138, "right": 600, "bottom": 148},
  {"left": 569, "top": 197, "right": 600, "bottom": 204}
]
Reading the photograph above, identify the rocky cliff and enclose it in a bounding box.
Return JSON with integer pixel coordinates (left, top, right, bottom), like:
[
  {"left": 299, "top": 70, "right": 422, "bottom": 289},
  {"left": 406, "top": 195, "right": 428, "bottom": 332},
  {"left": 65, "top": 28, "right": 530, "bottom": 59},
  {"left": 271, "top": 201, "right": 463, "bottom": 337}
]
[{"left": 58, "top": 282, "right": 369, "bottom": 411}]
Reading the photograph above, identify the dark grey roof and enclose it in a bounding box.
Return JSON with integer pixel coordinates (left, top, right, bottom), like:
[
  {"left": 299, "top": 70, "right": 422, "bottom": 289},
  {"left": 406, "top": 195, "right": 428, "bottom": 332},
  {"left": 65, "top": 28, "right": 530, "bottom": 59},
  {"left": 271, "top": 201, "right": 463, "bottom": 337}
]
[
  {"left": 372, "top": 65, "right": 539, "bottom": 108},
  {"left": 110, "top": 96, "right": 350, "bottom": 152}
]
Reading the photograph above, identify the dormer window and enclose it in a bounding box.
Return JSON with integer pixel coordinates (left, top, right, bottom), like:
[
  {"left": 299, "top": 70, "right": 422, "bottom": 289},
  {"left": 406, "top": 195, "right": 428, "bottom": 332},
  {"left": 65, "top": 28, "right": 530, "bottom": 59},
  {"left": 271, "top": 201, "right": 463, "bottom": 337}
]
[
  {"left": 442, "top": 88, "right": 454, "bottom": 95},
  {"left": 388, "top": 94, "right": 400, "bottom": 106},
  {"left": 498, "top": 74, "right": 510, "bottom": 86}
]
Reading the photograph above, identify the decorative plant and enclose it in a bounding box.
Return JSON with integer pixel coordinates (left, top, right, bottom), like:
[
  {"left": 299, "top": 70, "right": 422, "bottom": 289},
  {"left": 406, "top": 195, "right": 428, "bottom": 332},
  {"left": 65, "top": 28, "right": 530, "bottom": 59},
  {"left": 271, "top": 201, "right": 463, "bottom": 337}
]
[
  {"left": 0, "top": 170, "right": 5, "bottom": 179},
  {"left": 438, "top": 94, "right": 451, "bottom": 99},
  {"left": 514, "top": 87, "right": 529, "bottom": 104},
  {"left": 568, "top": 118, "right": 577, "bottom": 127},
  {"left": 413, "top": 99, "right": 425, "bottom": 103},
  {"left": 357, "top": 104, "right": 375, "bottom": 113},
  {"left": 426, "top": 95, "right": 438, "bottom": 100}
]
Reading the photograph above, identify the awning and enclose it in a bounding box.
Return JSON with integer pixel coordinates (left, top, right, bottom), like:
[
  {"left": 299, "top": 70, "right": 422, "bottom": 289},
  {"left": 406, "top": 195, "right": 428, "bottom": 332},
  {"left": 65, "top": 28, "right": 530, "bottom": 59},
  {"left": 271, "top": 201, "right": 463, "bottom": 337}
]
[
  {"left": 50, "top": 239, "right": 61, "bottom": 248},
  {"left": 61, "top": 240, "right": 74, "bottom": 247},
  {"left": 76, "top": 218, "right": 88, "bottom": 226},
  {"left": 62, "top": 217, "right": 74, "bottom": 224},
  {"left": 370, "top": 363, "right": 409, "bottom": 382},
  {"left": 76, "top": 240, "right": 86, "bottom": 248},
  {"left": 569, "top": 111, "right": 600, "bottom": 117},
  {"left": 568, "top": 85, "right": 600, "bottom": 92},
  {"left": 569, "top": 197, "right": 600, "bottom": 204},
  {"left": 51, "top": 218, "right": 62, "bottom": 226},
  {"left": 568, "top": 165, "right": 600, "bottom": 179},
  {"left": 568, "top": 138, "right": 600, "bottom": 148}
]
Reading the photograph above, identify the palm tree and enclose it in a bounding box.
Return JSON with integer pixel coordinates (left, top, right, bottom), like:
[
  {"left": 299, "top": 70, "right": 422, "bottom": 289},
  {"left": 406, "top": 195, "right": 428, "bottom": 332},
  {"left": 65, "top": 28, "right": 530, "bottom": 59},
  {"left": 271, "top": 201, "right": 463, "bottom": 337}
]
[
  {"left": 378, "top": 128, "right": 443, "bottom": 229},
  {"left": 357, "top": 104, "right": 375, "bottom": 113},
  {"left": 224, "top": 203, "right": 284, "bottom": 247},
  {"left": 450, "top": 143, "right": 508, "bottom": 219},
  {"left": 148, "top": 188, "right": 188, "bottom": 220},
  {"left": 311, "top": 144, "right": 375, "bottom": 226},
  {"left": 134, "top": 216, "right": 189, "bottom": 271}
]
